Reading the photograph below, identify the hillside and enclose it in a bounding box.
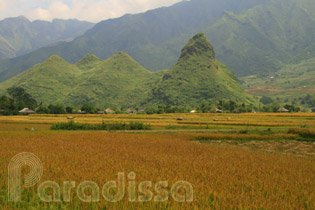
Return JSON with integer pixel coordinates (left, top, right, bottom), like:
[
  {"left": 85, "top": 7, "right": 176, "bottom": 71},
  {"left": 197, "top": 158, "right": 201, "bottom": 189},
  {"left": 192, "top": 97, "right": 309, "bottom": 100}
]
[
  {"left": 0, "top": 0, "right": 269, "bottom": 81},
  {"left": 0, "top": 16, "right": 94, "bottom": 59},
  {"left": 146, "top": 33, "right": 255, "bottom": 106},
  {"left": 0, "top": 33, "right": 255, "bottom": 108},
  {"left": 201, "top": 0, "right": 315, "bottom": 76},
  {"left": 0, "top": 53, "right": 155, "bottom": 108},
  {"left": 241, "top": 58, "right": 315, "bottom": 101}
]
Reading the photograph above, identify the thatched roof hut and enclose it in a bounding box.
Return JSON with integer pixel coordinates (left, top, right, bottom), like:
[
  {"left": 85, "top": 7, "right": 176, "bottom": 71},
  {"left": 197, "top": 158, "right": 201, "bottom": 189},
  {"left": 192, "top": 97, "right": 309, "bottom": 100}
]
[
  {"left": 19, "top": 108, "right": 35, "bottom": 115},
  {"left": 126, "top": 109, "right": 135, "bottom": 114},
  {"left": 105, "top": 108, "right": 114, "bottom": 114},
  {"left": 278, "top": 108, "right": 289, "bottom": 112}
]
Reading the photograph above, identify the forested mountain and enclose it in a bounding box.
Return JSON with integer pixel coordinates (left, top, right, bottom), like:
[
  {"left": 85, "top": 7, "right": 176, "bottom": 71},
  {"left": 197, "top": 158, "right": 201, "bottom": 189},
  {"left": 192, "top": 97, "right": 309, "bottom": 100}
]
[
  {"left": 0, "top": 0, "right": 268, "bottom": 81},
  {"left": 0, "top": 16, "right": 94, "bottom": 59},
  {"left": 0, "top": 0, "right": 313, "bottom": 82},
  {"left": 0, "top": 34, "right": 255, "bottom": 107}
]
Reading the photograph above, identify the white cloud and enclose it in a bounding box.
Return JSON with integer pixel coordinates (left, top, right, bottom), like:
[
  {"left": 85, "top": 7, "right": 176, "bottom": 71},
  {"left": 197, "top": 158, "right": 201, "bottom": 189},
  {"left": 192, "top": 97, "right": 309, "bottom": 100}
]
[
  {"left": 27, "top": 1, "right": 72, "bottom": 21},
  {"left": 0, "top": 0, "right": 182, "bottom": 22},
  {"left": 0, "top": 1, "right": 7, "bottom": 11}
]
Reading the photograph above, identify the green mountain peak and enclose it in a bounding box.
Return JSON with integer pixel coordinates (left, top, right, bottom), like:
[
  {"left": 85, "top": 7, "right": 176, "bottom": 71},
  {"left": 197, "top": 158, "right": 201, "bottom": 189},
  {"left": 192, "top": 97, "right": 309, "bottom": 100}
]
[
  {"left": 76, "top": 53, "right": 101, "bottom": 68},
  {"left": 147, "top": 33, "right": 255, "bottom": 106},
  {"left": 0, "top": 34, "right": 256, "bottom": 107},
  {"left": 178, "top": 33, "right": 215, "bottom": 63},
  {"left": 106, "top": 51, "right": 149, "bottom": 72},
  {"left": 110, "top": 52, "right": 135, "bottom": 61},
  {"left": 44, "top": 55, "right": 70, "bottom": 65}
]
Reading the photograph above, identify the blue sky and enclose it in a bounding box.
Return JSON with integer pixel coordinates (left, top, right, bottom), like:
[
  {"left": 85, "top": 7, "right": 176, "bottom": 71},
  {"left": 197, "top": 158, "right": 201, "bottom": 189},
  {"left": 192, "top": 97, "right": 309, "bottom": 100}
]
[{"left": 0, "top": 0, "right": 182, "bottom": 22}]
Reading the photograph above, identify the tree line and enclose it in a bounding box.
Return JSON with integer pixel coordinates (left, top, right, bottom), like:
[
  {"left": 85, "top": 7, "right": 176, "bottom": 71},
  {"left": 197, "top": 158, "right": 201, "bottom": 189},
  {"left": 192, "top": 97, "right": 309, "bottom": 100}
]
[{"left": 0, "top": 87, "right": 305, "bottom": 115}]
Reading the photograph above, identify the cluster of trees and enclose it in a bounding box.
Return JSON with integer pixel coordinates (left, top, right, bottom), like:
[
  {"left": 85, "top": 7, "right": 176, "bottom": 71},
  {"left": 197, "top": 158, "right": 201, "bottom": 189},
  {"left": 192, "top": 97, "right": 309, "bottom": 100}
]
[
  {"left": 0, "top": 87, "right": 97, "bottom": 115},
  {"left": 260, "top": 95, "right": 314, "bottom": 112},
  {"left": 299, "top": 94, "right": 315, "bottom": 112},
  {"left": 260, "top": 103, "right": 300, "bottom": 112},
  {"left": 0, "top": 87, "right": 37, "bottom": 115},
  {"left": 144, "top": 101, "right": 256, "bottom": 114}
]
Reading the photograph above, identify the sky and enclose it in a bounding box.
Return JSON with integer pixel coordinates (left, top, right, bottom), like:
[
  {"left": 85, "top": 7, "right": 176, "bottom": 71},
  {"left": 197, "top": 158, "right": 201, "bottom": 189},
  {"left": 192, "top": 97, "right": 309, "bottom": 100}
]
[{"left": 0, "top": 0, "right": 182, "bottom": 23}]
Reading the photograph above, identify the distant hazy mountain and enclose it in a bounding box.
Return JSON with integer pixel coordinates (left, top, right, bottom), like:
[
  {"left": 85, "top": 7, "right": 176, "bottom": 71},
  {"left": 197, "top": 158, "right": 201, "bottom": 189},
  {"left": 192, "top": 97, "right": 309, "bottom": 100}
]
[
  {"left": 0, "top": 16, "right": 94, "bottom": 59},
  {"left": 0, "top": 0, "right": 314, "bottom": 81},
  {"left": 0, "top": 0, "right": 268, "bottom": 81},
  {"left": 0, "top": 34, "right": 255, "bottom": 107}
]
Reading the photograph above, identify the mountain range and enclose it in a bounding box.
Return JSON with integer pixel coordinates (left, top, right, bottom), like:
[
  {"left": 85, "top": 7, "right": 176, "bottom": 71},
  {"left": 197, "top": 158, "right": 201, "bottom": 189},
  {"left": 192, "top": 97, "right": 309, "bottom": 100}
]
[
  {"left": 0, "top": 0, "right": 314, "bottom": 82},
  {"left": 0, "top": 33, "right": 255, "bottom": 108},
  {"left": 0, "top": 0, "right": 313, "bottom": 108},
  {"left": 0, "top": 0, "right": 279, "bottom": 81},
  {"left": 0, "top": 16, "right": 94, "bottom": 60}
]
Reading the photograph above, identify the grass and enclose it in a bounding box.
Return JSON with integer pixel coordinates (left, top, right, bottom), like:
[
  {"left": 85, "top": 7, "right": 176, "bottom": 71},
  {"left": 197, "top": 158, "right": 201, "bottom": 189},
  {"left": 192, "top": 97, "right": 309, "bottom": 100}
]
[{"left": 51, "top": 120, "right": 152, "bottom": 131}]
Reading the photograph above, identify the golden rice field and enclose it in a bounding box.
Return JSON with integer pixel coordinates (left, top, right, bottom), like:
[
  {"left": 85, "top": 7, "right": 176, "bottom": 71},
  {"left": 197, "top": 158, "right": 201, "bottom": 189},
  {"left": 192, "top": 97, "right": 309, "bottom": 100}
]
[{"left": 0, "top": 113, "right": 314, "bottom": 209}]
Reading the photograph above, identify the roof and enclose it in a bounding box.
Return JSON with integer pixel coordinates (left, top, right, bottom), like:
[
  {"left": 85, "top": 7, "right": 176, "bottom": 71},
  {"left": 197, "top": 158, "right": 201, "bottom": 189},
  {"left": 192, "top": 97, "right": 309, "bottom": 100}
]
[
  {"left": 105, "top": 108, "right": 114, "bottom": 113},
  {"left": 278, "top": 108, "right": 289, "bottom": 112},
  {"left": 19, "top": 108, "right": 35, "bottom": 114},
  {"left": 126, "top": 109, "right": 135, "bottom": 113}
]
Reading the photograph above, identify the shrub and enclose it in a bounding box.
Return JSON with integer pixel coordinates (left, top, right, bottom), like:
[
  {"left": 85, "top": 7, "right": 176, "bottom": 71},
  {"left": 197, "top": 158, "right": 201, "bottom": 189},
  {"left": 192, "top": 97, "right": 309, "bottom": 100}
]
[
  {"left": 51, "top": 121, "right": 151, "bottom": 131},
  {"left": 238, "top": 129, "right": 249, "bottom": 134},
  {"left": 288, "top": 128, "right": 315, "bottom": 140}
]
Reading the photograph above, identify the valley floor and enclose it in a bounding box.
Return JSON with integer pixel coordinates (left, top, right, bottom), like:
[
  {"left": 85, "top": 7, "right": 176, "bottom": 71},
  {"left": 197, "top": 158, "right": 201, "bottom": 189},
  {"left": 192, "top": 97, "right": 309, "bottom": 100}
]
[{"left": 0, "top": 113, "right": 314, "bottom": 209}]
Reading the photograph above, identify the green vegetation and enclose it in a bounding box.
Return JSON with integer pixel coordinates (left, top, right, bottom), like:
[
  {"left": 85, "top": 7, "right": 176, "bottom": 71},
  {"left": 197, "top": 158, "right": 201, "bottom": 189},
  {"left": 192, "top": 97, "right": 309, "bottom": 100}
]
[
  {"left": 242, "top": 58, "right": 315, "bottom": 110},
  {"left": 288, "top": 128, "right": 315, "bottom": 141},
  {"left": 0, "top": 34, "right": 255, "bottom": 108},
  {"left": 0, "top": 0, "right": 314, "bottom": 81},
  {"left": 0, "top": 87, "right": 37, "bottom": 115},
  {"left": 145, "top": 33, "right": 256, "bottom": 106},
  {"left": 51, "top": 120, "right": 152, "bottom": 131}
]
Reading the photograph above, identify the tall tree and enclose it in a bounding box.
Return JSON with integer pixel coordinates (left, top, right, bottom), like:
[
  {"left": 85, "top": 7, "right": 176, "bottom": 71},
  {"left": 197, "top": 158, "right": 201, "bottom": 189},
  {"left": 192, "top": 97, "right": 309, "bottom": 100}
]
[{"left": 7, "top": 87, "right": 37, "bottom": 109}]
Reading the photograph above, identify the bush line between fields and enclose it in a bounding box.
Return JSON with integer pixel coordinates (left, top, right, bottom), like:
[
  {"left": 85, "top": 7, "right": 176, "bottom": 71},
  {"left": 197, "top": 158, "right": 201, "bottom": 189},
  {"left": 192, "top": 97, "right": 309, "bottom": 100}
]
[
  {"left": 51, "top": 120, "right": 152, "bottom": 131},
  {"left": 288, "top": 128, "right": 315, "bottom": 141}
]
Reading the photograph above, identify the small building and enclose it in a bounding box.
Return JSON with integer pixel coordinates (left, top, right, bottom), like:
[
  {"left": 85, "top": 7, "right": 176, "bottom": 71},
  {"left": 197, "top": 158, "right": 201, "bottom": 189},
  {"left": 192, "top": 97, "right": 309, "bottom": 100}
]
[
  {"left": 190, "top": 110, "right": 197, "bottom": 113},
  {"left": 138, "top": 109, "right": 145, "bottom": 113},
  {"left": 19, "top": 108, "right": 35, "bottom": 115},
  {"left": 97, "top": 111, "right": 105, "bottom": 114},
  {"left": 105, "top": 108, "right": 114, "bottom": 114},
  {"left": 216, "top": 108, "right": 223, "bottom": 113},
  {"left": 126, "top": 109, "right": 135, "bottom": 114},
  {"left": 0, "top": 109, "right": 5, "bottom": 114},
  {"left": 278, "top": 108, "right": 289, "bottom": 113}
]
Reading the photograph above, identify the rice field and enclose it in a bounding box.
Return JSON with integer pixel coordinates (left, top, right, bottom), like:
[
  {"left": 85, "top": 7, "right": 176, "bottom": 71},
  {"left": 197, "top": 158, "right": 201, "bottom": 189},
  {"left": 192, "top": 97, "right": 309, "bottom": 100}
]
[{"left": 0, "top": 113, "right": 314, "bottom": 209}]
